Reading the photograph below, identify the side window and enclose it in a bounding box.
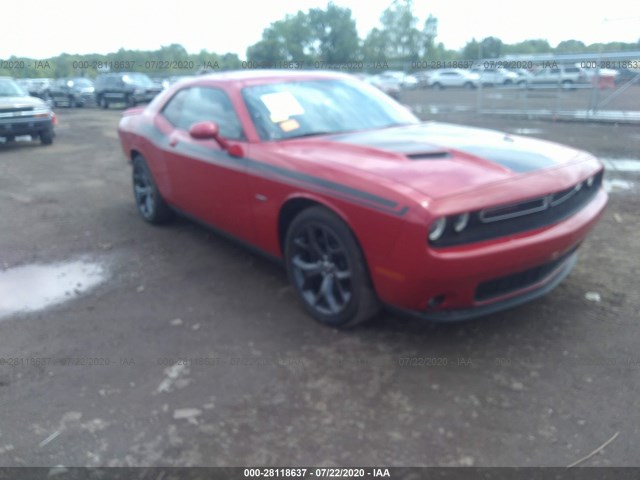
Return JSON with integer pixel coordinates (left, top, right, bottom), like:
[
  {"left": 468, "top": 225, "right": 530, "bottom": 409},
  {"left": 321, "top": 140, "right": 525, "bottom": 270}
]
[
  {"left": 161, "top": 88, "right": 189, "bottom": 127},
  {"left": 162, "top": 87, "right": 244, "bottom": 140}
]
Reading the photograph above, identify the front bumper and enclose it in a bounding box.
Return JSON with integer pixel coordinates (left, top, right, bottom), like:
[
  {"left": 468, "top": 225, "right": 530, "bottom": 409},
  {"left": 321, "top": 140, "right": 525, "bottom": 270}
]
[
  {"left": 0, "top": 116, "right": 54, "bottom": 137},
  {"left": 388, "top": 251, "right": 577, "bottom": 322},
  {"left": 372, "top": 188, "right": 608, "bottom": 320}
]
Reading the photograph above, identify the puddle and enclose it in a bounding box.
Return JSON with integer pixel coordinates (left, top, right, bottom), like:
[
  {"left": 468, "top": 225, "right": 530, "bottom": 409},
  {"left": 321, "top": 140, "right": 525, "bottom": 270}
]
[
  {"left": 603, "top": 178, "right": 634, "bottom": 193},
  {"left": 601, "top": 158, "right": 640, "bottom": 173},
  {"left": 511, "top": 128, "right": 543, "bottom": 135},
  {"left": 0, "top": 260, "right": 106, "bottom": 320}
]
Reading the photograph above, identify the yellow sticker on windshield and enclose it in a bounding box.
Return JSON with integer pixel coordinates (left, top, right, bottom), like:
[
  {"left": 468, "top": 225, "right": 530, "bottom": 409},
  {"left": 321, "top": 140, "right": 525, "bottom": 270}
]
[{"left": 279, "top": 119, "right": 300, "bottom": 132}]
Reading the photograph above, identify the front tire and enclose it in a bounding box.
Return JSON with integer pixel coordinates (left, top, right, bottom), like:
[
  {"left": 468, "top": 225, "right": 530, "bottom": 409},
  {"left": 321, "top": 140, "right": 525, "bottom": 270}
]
[
  {"left": 40, "top": 129, "right": 54, "bottom": 145},
  {"left": 284, "top": 207, "right": 380, "bottom": 328},
  {"left": 132, "top": 155, "right": 173, "bottom": 224}
]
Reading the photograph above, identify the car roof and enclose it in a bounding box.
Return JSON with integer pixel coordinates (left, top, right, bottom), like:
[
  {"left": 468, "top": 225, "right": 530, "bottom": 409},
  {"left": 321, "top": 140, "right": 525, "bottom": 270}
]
[{"left": 191, "top": 69, "right": 352, "bottom": 87}]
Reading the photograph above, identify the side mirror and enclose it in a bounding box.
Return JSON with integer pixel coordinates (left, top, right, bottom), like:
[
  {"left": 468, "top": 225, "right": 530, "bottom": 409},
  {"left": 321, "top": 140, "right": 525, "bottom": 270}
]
[
  {"left": 189, "top": 121, "right": 219, "bottom": 140},
  {"left": 188, "top": 121, "right": 243, "bottom": 157}
]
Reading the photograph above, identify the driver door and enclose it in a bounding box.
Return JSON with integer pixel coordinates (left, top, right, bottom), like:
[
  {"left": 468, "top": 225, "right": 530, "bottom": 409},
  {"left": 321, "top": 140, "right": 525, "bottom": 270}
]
[{"left": 157, "top": 86, "right": 253, "bottom": 242}]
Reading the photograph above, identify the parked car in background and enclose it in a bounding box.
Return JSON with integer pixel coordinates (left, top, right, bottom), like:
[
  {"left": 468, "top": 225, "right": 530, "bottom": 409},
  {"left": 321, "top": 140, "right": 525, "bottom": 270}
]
[
  {"left": 378, "top": 71, "right": 418, "bottom": 89},
  {"left": 510, "top": 68, "right": 533, "bottom": 85},
  {"left": 413, "top": 71, "right": 431, "bottom": 88},
  {"left": 470, "top": 67, "right": 519, "bottom": 86},
  {"left": 428, "top": 69, "right": 480, "bottom": 89},
  {"left": 16, "top": 78, "right": 52, "bottom": 100},
  {"left": 0, "top": 77, "right": 56, "bottom": 145},
  {"left": 117, "top": 70, "right": 607, "bottom": 327},
  {"left": 160, "top": 75, "right": 194, "bottom": 90},
  {"left": 614, "top": 68, "right": 640, "bottom": 86},
  {"left": 95, "top": 72, "right": 162, "bottom": 108},
  {"left": 527, "top": 65, "right": 587, "bottom": 88},
  {"left": 367, "top": 74, "right": 401, "bottom": 98},
  {"left": 47, "top": 77, "right": 95, "bottom": 107}
]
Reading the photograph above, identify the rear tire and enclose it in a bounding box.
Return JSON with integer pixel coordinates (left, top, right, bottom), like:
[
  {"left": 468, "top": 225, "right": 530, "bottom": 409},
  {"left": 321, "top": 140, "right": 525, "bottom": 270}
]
[
  {"left": 284, "top": 206, "right": 380, "bottom": 328},
  {"left": 132, "top": 155, "right": 174, "bottom": 224},
  {"left": 432, "top": 82, "right": 443, "bottom": 90}
]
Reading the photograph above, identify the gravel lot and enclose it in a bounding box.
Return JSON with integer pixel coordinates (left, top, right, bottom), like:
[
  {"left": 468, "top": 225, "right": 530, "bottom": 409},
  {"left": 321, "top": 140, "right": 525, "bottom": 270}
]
[{"left": 0, "top": 99, "right": 639, "bottom": 467}]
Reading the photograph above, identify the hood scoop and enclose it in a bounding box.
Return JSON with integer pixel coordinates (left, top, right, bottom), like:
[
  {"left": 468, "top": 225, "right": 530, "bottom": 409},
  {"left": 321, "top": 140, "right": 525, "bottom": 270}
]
[{"left": 406, "top": 151, "right": 451, "bottom": 160}]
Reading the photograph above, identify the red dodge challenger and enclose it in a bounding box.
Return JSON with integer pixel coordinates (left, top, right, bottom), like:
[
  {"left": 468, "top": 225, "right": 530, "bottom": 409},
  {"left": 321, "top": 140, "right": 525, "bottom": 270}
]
[{"left": 118, "top": 70, "right": 607, "bottom": 327}]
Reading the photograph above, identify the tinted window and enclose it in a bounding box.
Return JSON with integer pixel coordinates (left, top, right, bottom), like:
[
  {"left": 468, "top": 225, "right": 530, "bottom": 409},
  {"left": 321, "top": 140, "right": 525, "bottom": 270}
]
[
  {"left": 162, "top": 89, "right": 189, "bottom": 126},
  {"left": 162, "top": 87, "right": 244, "bottom": 140}
]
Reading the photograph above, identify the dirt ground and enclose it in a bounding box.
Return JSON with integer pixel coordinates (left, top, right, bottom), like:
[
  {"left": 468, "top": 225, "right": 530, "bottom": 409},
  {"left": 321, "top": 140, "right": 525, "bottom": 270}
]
[{"left": 0, "top": 96, "right": 639, "bottom": 468}]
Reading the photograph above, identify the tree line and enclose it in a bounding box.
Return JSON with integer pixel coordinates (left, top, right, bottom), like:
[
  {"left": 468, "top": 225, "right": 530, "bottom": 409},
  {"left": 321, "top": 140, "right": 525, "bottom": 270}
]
[{"left": 2, "top": 0, "right": 638, "bottom": 79}]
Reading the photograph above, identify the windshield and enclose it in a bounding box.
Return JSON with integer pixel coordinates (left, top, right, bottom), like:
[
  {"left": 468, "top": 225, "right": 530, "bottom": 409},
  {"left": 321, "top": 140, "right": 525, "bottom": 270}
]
[
  {"left": 0, "top": 79, "right": 28, "bottom": 97},
  {"left": 242, "top": 78, "right": 419, "bottom": 141},
  {"left": 122, "top": 73, "right": 154, "bottom": 87}
]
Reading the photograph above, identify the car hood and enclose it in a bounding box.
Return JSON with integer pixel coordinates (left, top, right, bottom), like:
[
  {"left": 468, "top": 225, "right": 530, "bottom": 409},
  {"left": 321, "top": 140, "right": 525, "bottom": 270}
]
[
  {"left": 274, "top": 122, "right": 596, "bottom": 201},
  {"left": 0, "top": 95, "right": 49, "bottom": 109}
]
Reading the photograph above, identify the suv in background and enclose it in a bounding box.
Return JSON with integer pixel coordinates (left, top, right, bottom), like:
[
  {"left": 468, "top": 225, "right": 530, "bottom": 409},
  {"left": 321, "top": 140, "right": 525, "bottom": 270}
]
[
  {"left": 527, "top": 65, "right": 587, "bottom": 88},
  {"left": 94, "top": 72, "right": 162, "bottom": 109},
  {"left": 0, "top": 77, "right": 56, "bottom": 145},
  {"left": 48, "top": 77, "right": 95, "bottom": 107}
]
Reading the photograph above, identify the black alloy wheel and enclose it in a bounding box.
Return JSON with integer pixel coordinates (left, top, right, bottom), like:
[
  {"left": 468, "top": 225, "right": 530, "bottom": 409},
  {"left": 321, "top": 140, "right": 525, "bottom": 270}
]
[{"left": 285, "top": 207, "right": 379, "bottom": 327}]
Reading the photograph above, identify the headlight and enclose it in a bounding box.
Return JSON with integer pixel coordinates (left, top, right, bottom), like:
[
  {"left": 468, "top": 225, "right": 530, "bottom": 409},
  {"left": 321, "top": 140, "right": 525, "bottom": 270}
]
[
  {"left": 428, "top": 218, "right": 447, "bottom": 241},
  {"left": 453, "top": 213, "right": 469, "bottom": 233}
]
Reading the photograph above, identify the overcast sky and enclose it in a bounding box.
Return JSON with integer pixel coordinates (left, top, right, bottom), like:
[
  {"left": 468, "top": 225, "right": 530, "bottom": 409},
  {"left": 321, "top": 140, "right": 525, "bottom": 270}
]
[{"left": 2, "top": 0, "right": 639, "bottom": 59}]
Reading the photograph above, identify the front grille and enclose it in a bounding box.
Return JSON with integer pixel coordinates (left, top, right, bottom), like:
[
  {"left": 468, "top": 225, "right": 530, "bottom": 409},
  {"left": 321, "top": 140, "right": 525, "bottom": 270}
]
[
  {"left": 475, "top": 248, "right": 576, "bottom": 302},
  {"left": 0, "top": 107, "right": 34, "bottom": 114},
  {"left": 431, "top": 170, "right": 603, "bottom": 248}
]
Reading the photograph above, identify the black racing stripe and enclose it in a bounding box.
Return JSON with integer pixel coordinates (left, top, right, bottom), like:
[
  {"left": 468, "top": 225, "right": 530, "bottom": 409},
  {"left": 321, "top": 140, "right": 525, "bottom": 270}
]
[
  {"left": 330, "top": 125, "right": 560, "bottom": 174},
  {"left": 136, "top": 124, "right": 409, "bottom": 216},
  {"left": 458, "top": 147, "right": 558, "bottom": 173},
  {"left": 249, "top": 161, "right": 398, "bottom": 209}
]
